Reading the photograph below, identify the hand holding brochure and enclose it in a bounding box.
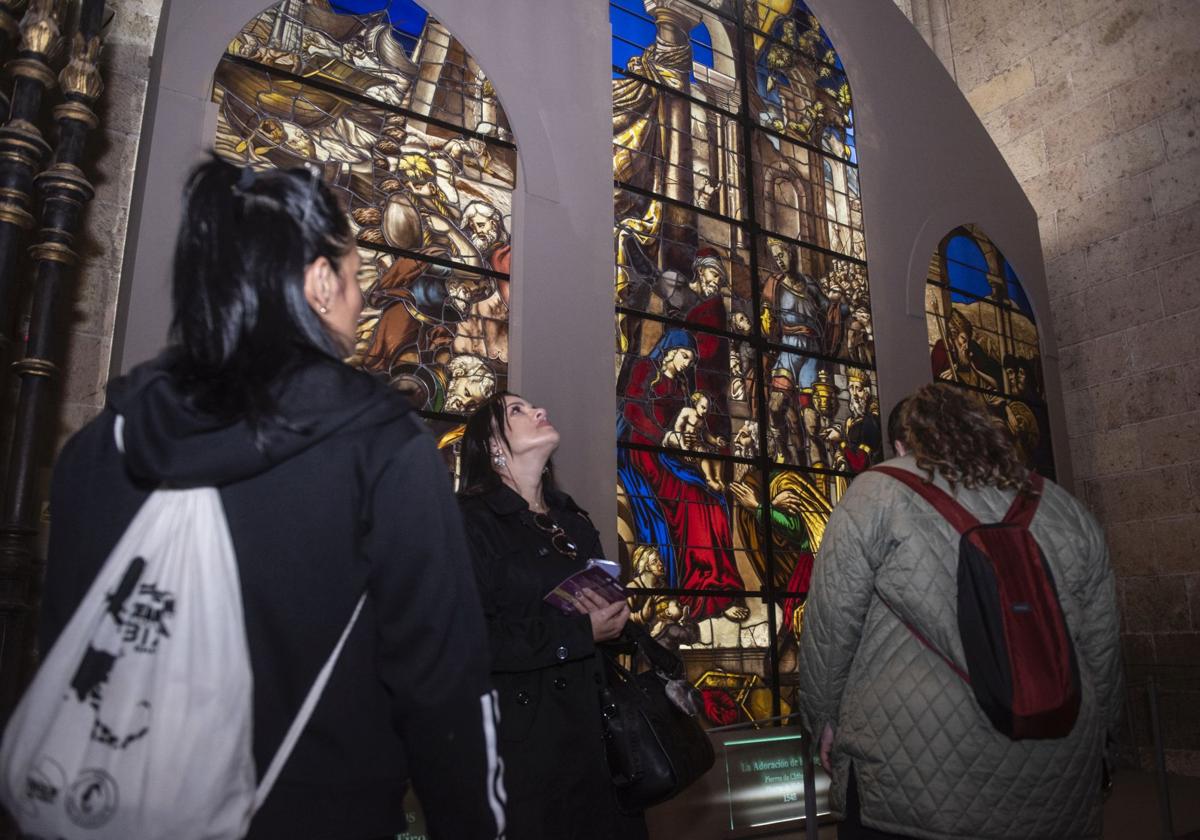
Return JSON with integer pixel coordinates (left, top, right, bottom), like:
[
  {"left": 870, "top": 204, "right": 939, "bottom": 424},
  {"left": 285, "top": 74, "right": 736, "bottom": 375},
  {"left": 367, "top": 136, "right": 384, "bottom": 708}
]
[{"left": 544, "top": 560, "right": 626, "bottom": 615}]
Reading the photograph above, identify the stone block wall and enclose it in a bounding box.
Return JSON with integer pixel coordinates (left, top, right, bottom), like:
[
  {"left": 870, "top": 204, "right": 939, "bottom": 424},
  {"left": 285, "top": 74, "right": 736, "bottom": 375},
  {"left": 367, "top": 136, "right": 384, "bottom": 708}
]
[
  {"left": 903, "top": 0, "right": 1200, "bottom": 773},
  {"left": 55, "top": 0, "right": 164, "bottom": 452}
]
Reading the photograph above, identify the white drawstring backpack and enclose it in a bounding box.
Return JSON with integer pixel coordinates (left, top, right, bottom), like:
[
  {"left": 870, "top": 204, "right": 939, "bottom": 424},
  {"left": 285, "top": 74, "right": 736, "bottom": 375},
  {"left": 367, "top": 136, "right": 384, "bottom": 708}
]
[{"left": 0, "top": 417, "right": 362, "bottom": 839}]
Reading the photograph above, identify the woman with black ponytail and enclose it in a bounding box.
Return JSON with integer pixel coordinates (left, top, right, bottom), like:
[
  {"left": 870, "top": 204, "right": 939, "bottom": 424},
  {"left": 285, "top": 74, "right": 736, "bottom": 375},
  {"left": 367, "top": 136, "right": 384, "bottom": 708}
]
[{"left": 37, "top": 157, "right": 504, "bottom": 840}]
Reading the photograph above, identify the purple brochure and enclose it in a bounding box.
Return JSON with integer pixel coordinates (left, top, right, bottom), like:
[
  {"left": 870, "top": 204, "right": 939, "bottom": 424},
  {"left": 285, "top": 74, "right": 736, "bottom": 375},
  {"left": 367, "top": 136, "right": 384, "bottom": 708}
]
[{"left": 544, "top": 565, "right": 627, "bottom": 615}]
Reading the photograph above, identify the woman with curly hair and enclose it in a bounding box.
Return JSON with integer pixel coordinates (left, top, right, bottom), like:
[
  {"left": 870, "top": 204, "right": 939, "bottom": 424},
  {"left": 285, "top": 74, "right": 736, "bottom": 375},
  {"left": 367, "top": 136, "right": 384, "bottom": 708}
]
[{"left": 798, "top": 383, "right": 1121, "bottom": 840}]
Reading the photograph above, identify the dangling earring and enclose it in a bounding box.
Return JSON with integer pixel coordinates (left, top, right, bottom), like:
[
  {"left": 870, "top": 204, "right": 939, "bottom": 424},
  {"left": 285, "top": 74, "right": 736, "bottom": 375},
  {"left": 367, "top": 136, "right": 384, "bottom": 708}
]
[{"left": 492, "top": 451, "right": 507, "bottom": 469}]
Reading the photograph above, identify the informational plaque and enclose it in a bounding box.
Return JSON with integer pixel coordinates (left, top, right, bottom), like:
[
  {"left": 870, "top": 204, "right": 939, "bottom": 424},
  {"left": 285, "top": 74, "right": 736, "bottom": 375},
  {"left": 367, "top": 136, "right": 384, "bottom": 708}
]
[
  {"left": 397, "top": 788, "right": 427, "bottom": 839},
  {"left": 723, "top": 732, "right": 824, "bottom": 830}
]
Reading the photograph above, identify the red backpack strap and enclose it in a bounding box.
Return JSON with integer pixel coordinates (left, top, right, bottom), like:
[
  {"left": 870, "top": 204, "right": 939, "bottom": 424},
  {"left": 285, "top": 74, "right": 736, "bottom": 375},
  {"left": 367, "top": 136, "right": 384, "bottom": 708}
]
[
  {"left": 872, "top": 466, "right": 981, "bottom": 534},
  {"left": 1002, "top": 471, "right": 1044, "bottom": 528}
]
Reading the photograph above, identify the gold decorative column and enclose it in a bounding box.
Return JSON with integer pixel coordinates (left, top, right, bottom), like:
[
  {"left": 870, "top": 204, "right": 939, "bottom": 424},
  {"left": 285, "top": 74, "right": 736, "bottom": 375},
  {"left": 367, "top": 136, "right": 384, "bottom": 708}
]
[
  {"left": 0, "top": 0, "right": 104, "bottom": 725},
  {"left": 0, "top": 0, "right": 66, "bottom": 353}
]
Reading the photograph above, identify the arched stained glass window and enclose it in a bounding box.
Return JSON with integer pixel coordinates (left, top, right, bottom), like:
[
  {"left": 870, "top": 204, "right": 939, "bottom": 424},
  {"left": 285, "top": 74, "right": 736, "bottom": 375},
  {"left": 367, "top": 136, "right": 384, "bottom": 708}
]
[
  {"left": 211, "top": 0, "right": 516, "bottom": 472},
  {"left": 926, "top": 224, "right": 1055, "bottom": 477},
  {"left": 612, "top": 0, "right": 880, "bottom": 732}
]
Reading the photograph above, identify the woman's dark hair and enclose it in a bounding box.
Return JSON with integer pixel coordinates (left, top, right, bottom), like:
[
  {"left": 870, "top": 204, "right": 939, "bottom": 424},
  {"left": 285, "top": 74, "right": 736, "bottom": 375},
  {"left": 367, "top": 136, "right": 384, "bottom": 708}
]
[
  {"left": 458, "top": 391, "right": 557, "bottom": 497},
  {"left": 886, "top": 397, "right": 909, "bottom": 454},
  {"left": 895, "top": 383, "right": 1027, "bottom": 490},
  {"left": 167, "top": 154, "right": 353, "bottom": 430}
]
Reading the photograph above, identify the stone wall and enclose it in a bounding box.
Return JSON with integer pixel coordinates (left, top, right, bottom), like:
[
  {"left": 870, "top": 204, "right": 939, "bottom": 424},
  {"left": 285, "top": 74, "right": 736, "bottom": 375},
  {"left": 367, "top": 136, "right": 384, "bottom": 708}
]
[
  {"left": 903, "top": 0, "right": 1200, "bottom": 773},
  {"left": 56, "top": 0, "right": 164, "bottom": 451}
]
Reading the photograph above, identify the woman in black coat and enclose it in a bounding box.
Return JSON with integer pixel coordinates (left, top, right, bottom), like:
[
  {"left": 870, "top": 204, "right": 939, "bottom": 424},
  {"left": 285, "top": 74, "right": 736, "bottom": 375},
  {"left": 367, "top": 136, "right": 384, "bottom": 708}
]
[{"left": 458, "top": 393, "right": 649, "bottom": 840}]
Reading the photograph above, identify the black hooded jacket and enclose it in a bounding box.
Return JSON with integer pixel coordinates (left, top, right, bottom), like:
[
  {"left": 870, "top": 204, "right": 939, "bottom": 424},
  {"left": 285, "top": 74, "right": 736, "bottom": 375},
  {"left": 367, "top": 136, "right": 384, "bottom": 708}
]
[{"left": 39, "top": 353, "right": 502, "bottom": 840}]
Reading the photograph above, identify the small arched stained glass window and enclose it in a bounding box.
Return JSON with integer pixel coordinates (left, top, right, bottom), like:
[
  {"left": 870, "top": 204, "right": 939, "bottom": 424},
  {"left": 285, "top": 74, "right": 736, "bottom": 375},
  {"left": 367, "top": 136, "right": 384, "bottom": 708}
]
[{"left": 926, "top": 224, "right": 1056, "bottom": 477}]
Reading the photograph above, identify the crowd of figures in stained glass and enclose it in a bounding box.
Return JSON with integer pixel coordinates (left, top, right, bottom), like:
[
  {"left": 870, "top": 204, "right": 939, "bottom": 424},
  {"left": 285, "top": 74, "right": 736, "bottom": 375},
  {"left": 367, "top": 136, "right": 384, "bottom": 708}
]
[
  {"left": 612, "top": 0, "right": 881, "bottom": 728},
  {"left": 211, "top": 0, "right": 514, "bottom": 468},
  {"left": 926, "top": 225, "right": 1056, "bottom": 478}
]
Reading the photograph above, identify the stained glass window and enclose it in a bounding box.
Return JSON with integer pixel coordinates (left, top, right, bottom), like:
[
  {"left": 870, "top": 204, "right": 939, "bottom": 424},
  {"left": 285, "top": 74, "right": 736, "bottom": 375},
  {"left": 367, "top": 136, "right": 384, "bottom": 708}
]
[
  {"left": 211, "top": 0, "right": 515, "bottom": 472},
  {"left": 612, "top": 0, "right": 880, "bottom": 730},
  {"left": 926, "top": 224, "right": 1055, "bottom": 477}
]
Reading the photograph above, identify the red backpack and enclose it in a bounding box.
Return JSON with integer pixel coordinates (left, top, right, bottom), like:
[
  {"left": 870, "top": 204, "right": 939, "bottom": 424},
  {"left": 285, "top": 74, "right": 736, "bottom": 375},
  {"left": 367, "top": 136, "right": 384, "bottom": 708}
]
[{"left": 874, "top": 466, "right": 1080, "bottom": 740}]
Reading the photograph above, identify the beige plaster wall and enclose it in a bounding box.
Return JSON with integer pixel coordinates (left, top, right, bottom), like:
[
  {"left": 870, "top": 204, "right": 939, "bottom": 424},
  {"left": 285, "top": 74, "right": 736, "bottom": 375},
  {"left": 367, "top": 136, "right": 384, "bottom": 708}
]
[{"left": 904, "top": 0, "right": 1200, "bottom": 772}]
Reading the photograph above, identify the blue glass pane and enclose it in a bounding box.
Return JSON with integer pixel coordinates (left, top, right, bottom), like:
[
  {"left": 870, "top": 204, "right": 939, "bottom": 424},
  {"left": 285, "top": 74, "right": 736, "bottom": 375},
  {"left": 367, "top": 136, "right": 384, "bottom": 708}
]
[
  {"left": 611, "top": 0, "right": 657, "bottom": 77},
  {"left": 945, "top": 234, "right": 987, "bottom": 271},
  {"left": 944, "top": 235, "right": 990, "bottom": 300},
  {"left": 691, "top": 23, "right": 713, "bottom": 68},
  {"left": 329, "top": 0, "right": 388, "bottom": 12},
  {"left": 1004, "top": 261, "right": 1035, "bottom": 321},
  {"left": 385, "top": 0, "right": 429, "bottom": 40},
  {"left": 329, "top": 0, "right": 427, "bottom": 52}
]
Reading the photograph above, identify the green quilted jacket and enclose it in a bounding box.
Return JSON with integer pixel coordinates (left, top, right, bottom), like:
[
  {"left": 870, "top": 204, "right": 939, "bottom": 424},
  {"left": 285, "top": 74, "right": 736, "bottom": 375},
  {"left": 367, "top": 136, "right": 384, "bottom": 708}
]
[{"left": 798, "top": 456, "right": 1122, "bottom": 840}]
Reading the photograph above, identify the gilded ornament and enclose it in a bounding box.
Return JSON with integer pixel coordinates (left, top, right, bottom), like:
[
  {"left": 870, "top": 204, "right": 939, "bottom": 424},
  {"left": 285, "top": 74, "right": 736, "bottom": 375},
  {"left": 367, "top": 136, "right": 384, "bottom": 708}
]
[
  {"left": 0, "top": 202, "right": 34, "bottom": 228},
  {"left": 8, "top": 56, "right": 56, "bottom": 87},
  {"left": 18, "top": 0, "right": 65, "bottom": 57},
  {"left": 59, "top": 33, "right": 103, "bottom": 99},
  {"left": 54, "top": 100, "right": 98, "bottom": 129},
  {"left": 29, "top": 241, "right": 78, "bottom": 266},
  {"left": 1, "top": 120, "right": 46, "bottom": 146},
  {"left": 12, "top": 356, "right": 59, "bottom": 378}
]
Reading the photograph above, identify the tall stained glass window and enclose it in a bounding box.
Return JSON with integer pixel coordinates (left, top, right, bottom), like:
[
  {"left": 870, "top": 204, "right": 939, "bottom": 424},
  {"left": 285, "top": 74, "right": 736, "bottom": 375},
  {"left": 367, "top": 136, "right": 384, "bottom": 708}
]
[
  {"left": 212, "top": 0, "right": 516, "bottom": 468},
  {"left": 612, "top": 0, "right": 881, "bottom": 727},
  {"left": 926, "top": 224, "right": 1056, "bottom": 477}
]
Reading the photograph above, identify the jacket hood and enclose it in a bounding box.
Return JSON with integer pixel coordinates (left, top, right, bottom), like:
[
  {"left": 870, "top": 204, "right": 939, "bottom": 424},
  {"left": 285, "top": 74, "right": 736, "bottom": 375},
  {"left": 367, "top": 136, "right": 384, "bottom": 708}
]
[{"left": 107, "top": 352, "right": 411, "bottom": 487}]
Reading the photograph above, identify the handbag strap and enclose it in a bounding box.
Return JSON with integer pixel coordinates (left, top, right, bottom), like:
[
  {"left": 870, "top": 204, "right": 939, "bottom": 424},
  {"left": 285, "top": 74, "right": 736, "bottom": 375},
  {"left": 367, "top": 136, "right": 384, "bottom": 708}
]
[
  {"left": 253, "top": 592, "right": 366, "bottom": 811},
  {"left": 597, "top": 651, "right": 644, "bottom": 784},
  {"left": 621, "top": 621, "right": 683, "bottom": 678}
]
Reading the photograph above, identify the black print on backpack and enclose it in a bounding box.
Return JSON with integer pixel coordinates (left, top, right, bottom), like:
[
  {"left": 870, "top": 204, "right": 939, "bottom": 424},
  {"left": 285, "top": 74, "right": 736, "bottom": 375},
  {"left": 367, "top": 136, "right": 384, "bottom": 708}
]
[
  {"left": 65, "top": 767, "right": 120, "bottom": 829},
  {"left": 68, "top": 556, "right": 175, "bottom": 751},
  {"left": 18, "top": 755, "right": 66, "bottom": 820}
]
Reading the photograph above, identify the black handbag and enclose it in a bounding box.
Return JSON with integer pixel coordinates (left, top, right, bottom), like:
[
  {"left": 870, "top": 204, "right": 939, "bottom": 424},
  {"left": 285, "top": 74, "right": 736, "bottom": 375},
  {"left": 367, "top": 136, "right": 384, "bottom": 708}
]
[{"left": 598, "top": 627, "right": 715, "bottom": 813}]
